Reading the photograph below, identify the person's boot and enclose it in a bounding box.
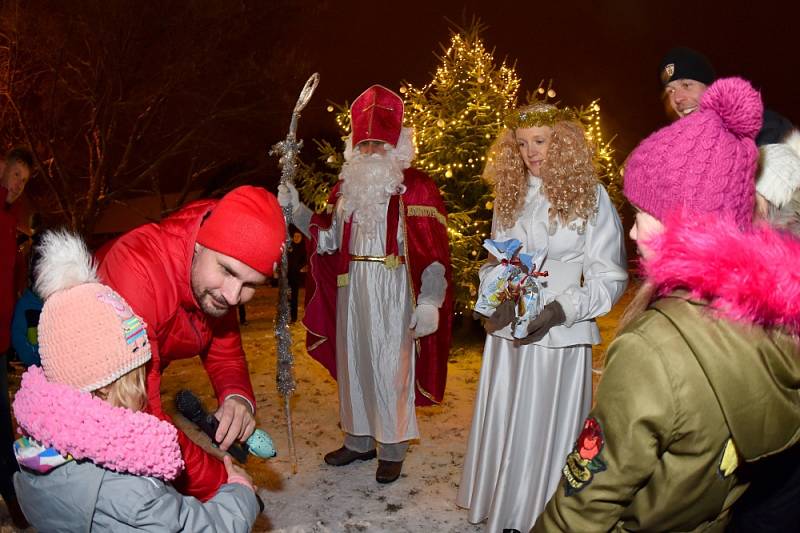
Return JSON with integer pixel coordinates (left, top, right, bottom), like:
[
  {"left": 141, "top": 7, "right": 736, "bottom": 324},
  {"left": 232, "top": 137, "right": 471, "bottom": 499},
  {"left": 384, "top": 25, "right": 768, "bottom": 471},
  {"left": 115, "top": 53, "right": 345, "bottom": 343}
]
[
  {"left": 324, "top": 446, "right": 377, "bottom": 466},
  {"left": 375, "top": 459, "right": 403, "bottom": 483}
]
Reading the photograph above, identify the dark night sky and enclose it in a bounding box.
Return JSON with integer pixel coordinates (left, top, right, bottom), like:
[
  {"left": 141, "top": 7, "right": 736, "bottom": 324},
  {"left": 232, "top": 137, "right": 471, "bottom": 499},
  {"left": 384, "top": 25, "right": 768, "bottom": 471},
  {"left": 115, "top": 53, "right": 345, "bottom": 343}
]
[{"left": 286, "top": 0, "right": 800, "bottom": 157}]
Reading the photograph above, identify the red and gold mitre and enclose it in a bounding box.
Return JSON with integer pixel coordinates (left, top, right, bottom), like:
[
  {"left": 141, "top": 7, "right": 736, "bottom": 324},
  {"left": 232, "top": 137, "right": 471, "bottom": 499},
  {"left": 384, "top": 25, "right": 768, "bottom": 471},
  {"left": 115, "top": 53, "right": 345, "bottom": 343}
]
[{"left": 350, "top": 85, "right": 404, "bottom": 147}]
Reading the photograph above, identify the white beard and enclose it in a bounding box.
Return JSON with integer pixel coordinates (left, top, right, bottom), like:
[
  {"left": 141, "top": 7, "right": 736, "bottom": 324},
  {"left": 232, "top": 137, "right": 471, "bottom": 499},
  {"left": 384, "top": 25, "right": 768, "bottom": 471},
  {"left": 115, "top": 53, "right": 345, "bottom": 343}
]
[{"left": 339, "top": 151, "right": 405, "bottom": 235}]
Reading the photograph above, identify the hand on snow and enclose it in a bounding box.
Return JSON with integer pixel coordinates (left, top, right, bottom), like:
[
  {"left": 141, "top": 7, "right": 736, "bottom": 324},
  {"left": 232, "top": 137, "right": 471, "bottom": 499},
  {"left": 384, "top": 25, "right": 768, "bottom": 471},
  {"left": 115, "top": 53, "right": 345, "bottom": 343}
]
[
  {"left": 482, "top": 299, "right": 515, "bottom": 333},
  {"left": 517, "top": 300, "right": 566, "bottom": 345},
  {"left": 277, "top": 182, "right": 301, "bottom": 214},
  {"left": 409, "top": 303, "right": 439, "bottom": 338}
]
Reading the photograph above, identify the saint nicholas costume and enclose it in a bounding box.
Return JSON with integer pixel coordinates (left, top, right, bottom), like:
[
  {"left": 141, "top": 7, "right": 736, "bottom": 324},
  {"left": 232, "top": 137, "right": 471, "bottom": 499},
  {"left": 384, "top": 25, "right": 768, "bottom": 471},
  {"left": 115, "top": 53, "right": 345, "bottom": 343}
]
[{"left": 298, "top": 86, "right": 453, "bottom": 469}]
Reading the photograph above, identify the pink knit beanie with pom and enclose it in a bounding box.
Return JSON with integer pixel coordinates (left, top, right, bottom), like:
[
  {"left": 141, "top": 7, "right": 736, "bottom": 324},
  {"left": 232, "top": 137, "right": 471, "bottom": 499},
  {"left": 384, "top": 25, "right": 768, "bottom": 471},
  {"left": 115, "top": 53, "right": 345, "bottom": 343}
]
[
  {"left": 34, "top": 231, "right": 151, "bottom": 392},
  {"left": 624, "top": 77, "right": 763, "bottom": 227}
]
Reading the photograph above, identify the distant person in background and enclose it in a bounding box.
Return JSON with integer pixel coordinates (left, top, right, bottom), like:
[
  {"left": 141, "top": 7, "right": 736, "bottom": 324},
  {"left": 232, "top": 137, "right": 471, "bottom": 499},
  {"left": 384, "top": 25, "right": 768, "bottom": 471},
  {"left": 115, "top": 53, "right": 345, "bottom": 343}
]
[
  {"left": 754, "top": 123, "right": 800, "bottom": 235},
  {"left": 0, "top": 145, "right": 33, "bottom": 529},
  {"left": 659, "top": 46, "right": 793, "bottom": 146},
  {"left": 659, "top": 47, "right": 716, "bottom": 121},
  {"left": 11, "top": 232, "right": 44, "bottom": 367},
  {"left": 287, "top": 229, "right": 306, "bottom": 323}
]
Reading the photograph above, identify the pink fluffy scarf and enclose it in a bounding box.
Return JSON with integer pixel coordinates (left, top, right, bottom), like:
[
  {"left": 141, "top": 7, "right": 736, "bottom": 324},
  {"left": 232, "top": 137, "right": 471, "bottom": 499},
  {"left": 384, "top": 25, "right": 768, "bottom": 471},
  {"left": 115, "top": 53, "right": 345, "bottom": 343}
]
[
  {"left": 643, "top": 214, "right": 800, "bottom": 335},
  {"left": 13, "top": 366, "right": 184, "bottom": 480}
]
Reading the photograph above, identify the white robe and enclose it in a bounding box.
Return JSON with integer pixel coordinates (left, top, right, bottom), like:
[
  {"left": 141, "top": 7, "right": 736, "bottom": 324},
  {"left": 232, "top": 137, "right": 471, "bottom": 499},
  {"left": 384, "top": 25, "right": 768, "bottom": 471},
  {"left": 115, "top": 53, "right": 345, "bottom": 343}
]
[
  {"left": 316, "top": 199, "right": 419, "bottom": 444},
  {"left": 457, "top": 176, "right": 628, "bottom": 531}
]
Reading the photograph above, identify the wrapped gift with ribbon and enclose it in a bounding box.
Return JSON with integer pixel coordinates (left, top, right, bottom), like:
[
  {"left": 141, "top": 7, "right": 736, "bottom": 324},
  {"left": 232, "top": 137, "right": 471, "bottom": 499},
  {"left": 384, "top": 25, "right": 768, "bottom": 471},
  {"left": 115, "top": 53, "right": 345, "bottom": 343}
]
[
  {"left": 473, "top": 238, "right": 524, "bottom": 318},
  {"left": 510, "top": 247, "right": 549, "bottom": 339}
]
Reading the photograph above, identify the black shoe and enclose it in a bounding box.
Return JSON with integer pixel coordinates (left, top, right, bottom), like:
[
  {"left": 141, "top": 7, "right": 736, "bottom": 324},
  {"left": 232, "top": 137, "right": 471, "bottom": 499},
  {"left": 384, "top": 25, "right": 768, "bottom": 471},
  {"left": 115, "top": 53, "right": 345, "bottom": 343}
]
[
  {"left": 376, "top": 459, "right": 403, "bottom": 483},
  {"left": 324, "top": 446, "right": 377, "bottom": 466}
]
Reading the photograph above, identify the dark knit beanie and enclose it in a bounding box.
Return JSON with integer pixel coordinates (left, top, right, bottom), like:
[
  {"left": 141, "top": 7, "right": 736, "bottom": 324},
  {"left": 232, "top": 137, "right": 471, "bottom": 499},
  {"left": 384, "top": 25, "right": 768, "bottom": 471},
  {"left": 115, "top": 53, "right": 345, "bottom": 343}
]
[
  {"left": 757, "top": 109, "right": 794, "bottom": 146},
  {"left": 659, "top": 47, "right": 716, "bottom": 86}
]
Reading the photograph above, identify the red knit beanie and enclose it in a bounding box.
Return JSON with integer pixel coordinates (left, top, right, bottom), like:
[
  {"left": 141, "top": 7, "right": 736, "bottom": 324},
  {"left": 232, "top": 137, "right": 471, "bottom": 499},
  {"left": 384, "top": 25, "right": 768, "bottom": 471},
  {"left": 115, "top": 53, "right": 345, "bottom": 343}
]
[
  {"left": 624, "top": 77, "right": 762, "bottom": 228},
  {"left": 196, "top": 186, "right": 286, "bottom": 276}
]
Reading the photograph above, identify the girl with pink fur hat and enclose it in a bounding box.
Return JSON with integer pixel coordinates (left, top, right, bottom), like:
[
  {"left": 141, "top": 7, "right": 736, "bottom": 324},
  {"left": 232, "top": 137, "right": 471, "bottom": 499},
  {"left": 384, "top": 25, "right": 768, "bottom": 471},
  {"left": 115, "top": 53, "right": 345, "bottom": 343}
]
[
  {"left": 533, "top": 77, "right": 800, "bottom": 531},
  {"left": 11, "top": 230, "right": 260, "bottom": 531}
]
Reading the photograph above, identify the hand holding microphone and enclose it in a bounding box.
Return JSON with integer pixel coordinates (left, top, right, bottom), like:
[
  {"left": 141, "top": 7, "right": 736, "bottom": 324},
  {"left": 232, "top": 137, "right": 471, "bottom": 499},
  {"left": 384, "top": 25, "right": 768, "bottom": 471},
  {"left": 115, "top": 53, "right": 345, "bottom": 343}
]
[{"left": 176, "top": 390, "right": 276, "bottom": 463}]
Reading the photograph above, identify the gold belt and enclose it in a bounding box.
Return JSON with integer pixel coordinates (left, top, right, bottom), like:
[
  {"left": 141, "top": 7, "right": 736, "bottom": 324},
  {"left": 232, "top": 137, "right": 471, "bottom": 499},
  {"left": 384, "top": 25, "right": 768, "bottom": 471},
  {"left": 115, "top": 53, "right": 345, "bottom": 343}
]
[{"left": 349, "top": 254, "right": 405, "bottom": 269}]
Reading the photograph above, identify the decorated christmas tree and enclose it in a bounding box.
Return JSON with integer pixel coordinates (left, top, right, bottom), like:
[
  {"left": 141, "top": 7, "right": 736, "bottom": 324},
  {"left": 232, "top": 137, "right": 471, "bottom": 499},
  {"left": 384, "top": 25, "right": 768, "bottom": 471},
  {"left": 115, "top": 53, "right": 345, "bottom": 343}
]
[{"left": 401, "top": 22, "right": 520, "bottom": 315}]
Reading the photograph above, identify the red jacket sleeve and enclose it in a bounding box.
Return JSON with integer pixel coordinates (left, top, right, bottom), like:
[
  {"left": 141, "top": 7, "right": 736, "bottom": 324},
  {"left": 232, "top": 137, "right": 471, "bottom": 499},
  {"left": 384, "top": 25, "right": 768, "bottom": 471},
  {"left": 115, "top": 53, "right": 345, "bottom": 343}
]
[{"left": 202, "top": 311, "right": 256, "bottom": 412}]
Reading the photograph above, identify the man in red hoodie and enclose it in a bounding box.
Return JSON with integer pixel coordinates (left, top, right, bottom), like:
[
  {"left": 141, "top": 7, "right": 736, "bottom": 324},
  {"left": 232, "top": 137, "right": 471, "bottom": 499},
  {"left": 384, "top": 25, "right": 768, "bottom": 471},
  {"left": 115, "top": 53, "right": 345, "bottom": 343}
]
[
  {"left": 0, "top": 146, "right": 33, "bottom": 528},
  {"left": 97, "top": 185, "right": 285, "bottom": 500}
]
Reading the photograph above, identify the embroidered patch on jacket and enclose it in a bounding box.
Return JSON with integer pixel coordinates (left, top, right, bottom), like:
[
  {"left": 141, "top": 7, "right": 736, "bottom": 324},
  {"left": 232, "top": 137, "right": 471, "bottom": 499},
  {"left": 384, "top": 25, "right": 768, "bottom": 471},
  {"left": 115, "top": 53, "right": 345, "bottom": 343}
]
[
  {"left": 717, "top": 438, "right": 739, "bottom": 478},
  {"left": 563, "top": 417, "right": 607, "bottom": 496}
]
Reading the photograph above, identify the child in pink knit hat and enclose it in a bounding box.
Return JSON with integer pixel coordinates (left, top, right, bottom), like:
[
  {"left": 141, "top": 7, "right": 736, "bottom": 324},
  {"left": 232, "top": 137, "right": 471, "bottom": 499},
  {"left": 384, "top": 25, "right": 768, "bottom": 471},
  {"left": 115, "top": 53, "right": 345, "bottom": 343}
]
[
  {"left": 533, "top": 77, "right": 800, "bottom": 531},
  {"left": 11, "top": 230, "right": 261, "bottom": 532}
]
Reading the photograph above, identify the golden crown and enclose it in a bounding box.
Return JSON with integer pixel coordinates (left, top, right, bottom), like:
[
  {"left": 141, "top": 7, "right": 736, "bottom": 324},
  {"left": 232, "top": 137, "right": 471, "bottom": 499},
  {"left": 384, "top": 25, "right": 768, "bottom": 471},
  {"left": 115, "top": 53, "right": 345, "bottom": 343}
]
[{"left": 503, "top": 104, "right": 576, "bottom": 129}]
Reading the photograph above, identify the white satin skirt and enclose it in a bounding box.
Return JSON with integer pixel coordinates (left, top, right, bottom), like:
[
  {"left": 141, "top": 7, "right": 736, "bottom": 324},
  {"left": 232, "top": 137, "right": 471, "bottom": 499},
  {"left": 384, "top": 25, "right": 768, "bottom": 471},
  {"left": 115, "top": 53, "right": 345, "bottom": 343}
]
[{"left": 457, "top": 334, "right": 592, "bottom": 531}]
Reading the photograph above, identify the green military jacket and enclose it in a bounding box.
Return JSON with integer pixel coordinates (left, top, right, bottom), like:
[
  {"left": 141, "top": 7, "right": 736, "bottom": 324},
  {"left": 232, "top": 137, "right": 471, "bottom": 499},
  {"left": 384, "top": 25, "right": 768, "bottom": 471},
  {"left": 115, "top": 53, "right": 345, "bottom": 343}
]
[{"left": 533, "top": 293, "right": 800, "bottom": 532}]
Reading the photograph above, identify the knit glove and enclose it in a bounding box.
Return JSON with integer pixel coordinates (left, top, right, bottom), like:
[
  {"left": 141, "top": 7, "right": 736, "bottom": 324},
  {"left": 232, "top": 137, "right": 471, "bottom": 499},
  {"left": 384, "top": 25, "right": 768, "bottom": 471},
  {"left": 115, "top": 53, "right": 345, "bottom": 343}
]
[
  {"left": 517, "top": 301, "right": 566, "bottom": 345},
  {"left": 277, "top": 182, "right": 312, "bottom": 238},
  {"left": 480, "top": 299, "right": 515, "bottom": 333},
  {"left": 409, "top": 303, "right": 439, "bottom": 338}
]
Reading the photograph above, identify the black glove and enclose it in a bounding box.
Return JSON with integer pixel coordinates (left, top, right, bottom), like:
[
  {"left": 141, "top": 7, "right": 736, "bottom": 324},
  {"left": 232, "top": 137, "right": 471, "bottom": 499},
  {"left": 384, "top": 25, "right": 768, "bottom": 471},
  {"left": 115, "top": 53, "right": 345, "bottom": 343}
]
[
  {"left": 480, "top": 299, "right": 516, "bottom": 333},
  {"left": 517, "top": 301, "right": 566, "bottom": 345}
]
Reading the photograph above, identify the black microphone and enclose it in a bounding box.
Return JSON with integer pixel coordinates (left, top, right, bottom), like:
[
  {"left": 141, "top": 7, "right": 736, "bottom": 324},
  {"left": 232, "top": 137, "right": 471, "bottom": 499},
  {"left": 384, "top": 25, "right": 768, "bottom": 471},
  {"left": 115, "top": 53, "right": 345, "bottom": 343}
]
[{"left": 175, "top": 389, "right": 250, "bottom": 463}]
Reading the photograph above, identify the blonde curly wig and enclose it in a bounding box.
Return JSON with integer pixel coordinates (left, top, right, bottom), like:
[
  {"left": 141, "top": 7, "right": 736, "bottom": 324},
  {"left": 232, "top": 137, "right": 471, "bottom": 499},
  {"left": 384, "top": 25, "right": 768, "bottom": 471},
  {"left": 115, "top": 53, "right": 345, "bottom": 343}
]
[{"left": 484, "top": 103, "right": 599, "bottom": 232}]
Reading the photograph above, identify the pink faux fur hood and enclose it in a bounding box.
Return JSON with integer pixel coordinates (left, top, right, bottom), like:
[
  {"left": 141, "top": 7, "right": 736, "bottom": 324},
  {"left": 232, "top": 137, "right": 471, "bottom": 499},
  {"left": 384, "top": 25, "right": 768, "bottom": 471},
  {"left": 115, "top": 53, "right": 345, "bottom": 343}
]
[
  {"left": 13, "top": 366, "right": 184, "bottom": 480},
  {"left": 642, "top": 214, "right": 800, "bottom": 335}
]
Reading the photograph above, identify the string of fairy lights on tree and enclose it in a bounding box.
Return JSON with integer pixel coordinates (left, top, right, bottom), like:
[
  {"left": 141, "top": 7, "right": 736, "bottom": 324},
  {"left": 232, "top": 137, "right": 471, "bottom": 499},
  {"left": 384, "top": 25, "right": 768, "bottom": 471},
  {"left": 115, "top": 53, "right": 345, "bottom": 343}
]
[
  {"left": 296, "top": 20, "right": 624, "bottom": 317},
  {"left": 400, "top": 22, "right": 520, "bottom": 315}
]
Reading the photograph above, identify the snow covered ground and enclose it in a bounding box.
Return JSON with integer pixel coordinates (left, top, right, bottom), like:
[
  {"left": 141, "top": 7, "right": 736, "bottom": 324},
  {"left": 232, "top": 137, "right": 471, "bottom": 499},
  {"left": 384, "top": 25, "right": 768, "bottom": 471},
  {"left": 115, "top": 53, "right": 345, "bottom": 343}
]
[{"left": 1, "top": 285, "right": 631, "bottom": 532}]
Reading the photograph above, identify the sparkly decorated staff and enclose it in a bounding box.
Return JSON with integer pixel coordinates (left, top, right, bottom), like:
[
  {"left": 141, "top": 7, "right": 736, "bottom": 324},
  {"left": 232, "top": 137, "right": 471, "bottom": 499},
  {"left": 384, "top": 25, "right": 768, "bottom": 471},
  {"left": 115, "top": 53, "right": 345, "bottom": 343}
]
[{"left": 269, "top": 72, "right": 319, "bottom": 474}]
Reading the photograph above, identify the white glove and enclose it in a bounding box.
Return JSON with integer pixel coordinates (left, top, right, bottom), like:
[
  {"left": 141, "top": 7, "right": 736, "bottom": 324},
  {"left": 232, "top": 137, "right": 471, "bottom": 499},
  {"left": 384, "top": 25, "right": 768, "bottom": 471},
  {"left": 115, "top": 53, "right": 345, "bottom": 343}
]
[
  {"left": 409, "top": 303, "right": 439, "bottom": 339},
  {"left": 277, "top": 182, "right": 300, "bottom": 213},
  {"left": 277, "top": 182, "right": 313, "bottom": 238}
]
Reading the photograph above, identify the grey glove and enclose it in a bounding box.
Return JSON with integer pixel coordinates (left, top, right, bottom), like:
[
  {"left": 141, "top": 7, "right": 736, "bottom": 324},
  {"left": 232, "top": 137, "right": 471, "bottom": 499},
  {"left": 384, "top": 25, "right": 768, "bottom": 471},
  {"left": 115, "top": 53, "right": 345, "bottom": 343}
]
[
  {"left": 517, "top": 301, "right": 566, "bottom": 345},
  {"left": 479, "top": 299, "right": 516, "bottom": 333}
]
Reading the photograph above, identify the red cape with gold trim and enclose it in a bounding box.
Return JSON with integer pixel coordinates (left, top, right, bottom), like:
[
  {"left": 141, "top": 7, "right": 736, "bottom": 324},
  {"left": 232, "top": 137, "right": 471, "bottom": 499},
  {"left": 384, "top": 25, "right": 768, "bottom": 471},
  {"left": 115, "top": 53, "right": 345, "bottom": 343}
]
[{"left": 302, "top": 168, "right": 453, "bottom": 406}]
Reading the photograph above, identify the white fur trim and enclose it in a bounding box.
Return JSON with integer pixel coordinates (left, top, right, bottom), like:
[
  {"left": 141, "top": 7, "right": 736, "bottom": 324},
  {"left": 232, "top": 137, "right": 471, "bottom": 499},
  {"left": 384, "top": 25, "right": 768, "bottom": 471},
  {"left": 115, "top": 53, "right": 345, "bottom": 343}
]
[
  {"left": 34, "top": 230, "right": 99, "bottom": 300},
  {"left": 392, "top": 127, "right": 416, "bottom": 169},
  {"left": 343, "top": 135, "right": 354, "bottom": 162},
  {"left": 756, "top": 131, "right": 800, "bottom": 208},
  {"left": 784, "top": 129, "right": 800, "bottom": 157}
]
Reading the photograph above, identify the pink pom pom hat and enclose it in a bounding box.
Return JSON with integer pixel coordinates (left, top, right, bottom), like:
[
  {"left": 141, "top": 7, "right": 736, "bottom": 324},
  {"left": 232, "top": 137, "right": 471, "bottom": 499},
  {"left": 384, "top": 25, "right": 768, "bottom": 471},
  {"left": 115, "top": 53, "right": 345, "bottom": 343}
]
[{"left": 624, "top": 77, "right": 763, "bottom": 227}]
